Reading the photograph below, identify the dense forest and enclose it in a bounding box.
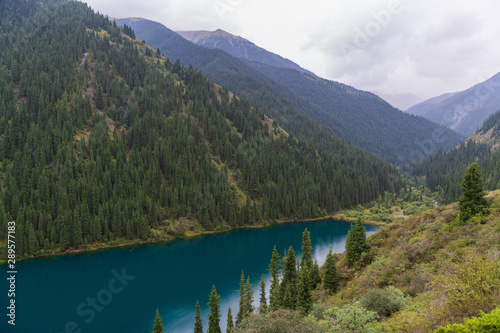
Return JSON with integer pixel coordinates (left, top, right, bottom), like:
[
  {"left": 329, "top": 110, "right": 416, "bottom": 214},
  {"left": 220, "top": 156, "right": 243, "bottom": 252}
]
[
  {"left": 0, "top": 0, "right": 403, "bottom": 259},
  {"left": 411, "top": 110, "right": 500, "bottom": 203},
  {"left": 118, "top": 18, "right": 465, "bottom": 165}
]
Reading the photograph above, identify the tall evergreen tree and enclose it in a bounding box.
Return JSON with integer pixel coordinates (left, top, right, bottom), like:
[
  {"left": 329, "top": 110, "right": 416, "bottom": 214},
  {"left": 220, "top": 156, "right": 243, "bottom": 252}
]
[
  {"left": 296, "top": 270, "right": 312, "bottom": 313},
  {"left": 309, "top": 259, "right": 321, "bottom": 289},
  {"left": 207, "top": 285, "right": 221, "bottom": 333},
  {"left": 345, "top": 218, "right": 368, "bottom": 265},
  {"left": 151, "top": 308, "right": 165, "bottom": 333},
  {"left": 280, "top": 246, "right": 297, "bottom": 309},
  {"left": 459, "top": 162, "right": 490, "bottom": 222},
  {"left": 236, "top": 271, "right": 246, "bottom": 325},
  {"left": 259, "top": 274, "right": 267, "bottom": 314},
  {"left": 194, "top": 300, "right": 203, "bottom": 333},
  {"left": 323, "top": 246, "right": 340, "bottom": 293},
  {"left": 300, "top": 228, "right": 313, "bottom": 271},
  {"left": 244, "top": 275, "right": 254, "bottom": 316},
  {"left": 226, "top": 306, "right": 234, "bottom": 333},
  {"left": 268, "top": 245, "right": 281, "bottom": 312}
]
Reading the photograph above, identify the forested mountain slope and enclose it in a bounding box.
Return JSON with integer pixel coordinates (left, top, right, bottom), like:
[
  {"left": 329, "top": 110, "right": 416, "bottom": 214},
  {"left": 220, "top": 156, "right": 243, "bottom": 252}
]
[
  {"left": 0, "top": 0, "right": 402, "bottom": 259},
  {"left": 411, "top": 110, "right": 500, "bottom": 203},
  {"left": 116, "top": 18, "right": 358, "bottom": 160},
  {"left": 119, "top": 18, "right": 465, "bottom": 164}
]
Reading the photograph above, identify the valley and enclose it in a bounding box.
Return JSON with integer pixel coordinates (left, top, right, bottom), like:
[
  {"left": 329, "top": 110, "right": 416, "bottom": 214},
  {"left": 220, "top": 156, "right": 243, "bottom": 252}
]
[{"left": 0, "top": 1, "right": 499, "bottom": 332}]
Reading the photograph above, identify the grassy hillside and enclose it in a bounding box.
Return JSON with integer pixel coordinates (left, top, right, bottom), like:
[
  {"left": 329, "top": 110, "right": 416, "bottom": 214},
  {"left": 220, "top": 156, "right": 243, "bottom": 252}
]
[
  {"left": 327, "top": 190, "right": 500, "bottom": 332},
  {"left": 231, "top": 191, "right": 500, "bottom": 332}
]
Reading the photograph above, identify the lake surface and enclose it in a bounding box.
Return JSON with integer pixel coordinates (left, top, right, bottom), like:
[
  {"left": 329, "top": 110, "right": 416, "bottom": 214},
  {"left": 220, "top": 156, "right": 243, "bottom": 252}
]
[{"left": 1, "top": 219, "right": 377, "bottom": 333}]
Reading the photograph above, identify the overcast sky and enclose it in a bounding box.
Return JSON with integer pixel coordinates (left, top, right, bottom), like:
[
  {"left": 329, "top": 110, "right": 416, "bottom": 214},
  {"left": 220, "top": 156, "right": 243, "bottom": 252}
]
[{"left": 83, "top": 0, "right": 500, "bottom": 109}]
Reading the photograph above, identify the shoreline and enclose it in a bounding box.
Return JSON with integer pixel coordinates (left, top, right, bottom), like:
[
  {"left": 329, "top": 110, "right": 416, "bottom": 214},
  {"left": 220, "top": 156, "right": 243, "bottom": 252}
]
[{"left": 0, "top": 214, "right": 386, "bottom": 265}]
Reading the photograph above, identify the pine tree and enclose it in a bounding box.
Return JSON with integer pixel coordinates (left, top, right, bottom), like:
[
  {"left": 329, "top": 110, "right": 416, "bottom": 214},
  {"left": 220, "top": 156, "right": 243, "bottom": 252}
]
[
  {"left": 300, "top": 228, "right": 313, "bottom": 271},
  {"left": 280, "top": 246, "right": 297, "bottom": 309},
  {"left": 268, "top": 246, "right": 281, "bottom": 312},
  {"left": 151, "top": 308, "right": 165, "bottom": 333},
  {"left": 194, "top": 300, "right": 203, "bottom": 333},
  {"left": 459, "top": 162, "right": 489, "bottom": 222},
  {"left": 207, "top": 285, "right": 221, "bottom": 333},
  {"left": 309, "top": 259, "right": 321, "bottom": 289},
  {"left": 323, "top": 246, "right": 340, "bottom": 293},
  {"left": 244, "top": 276, "right": 254, "bottom": 316},
  {"left": 259, "top": 274, "right": 267, "bottom": 314},
  {"left": 296, "top": 270, "right": 312, "bottom": 313},
  {"left": 236, "top": 271, "right": 246, "bottom": 325},
  {"left": 345, "top": 218, "right": 367, "bottom": 265},
  {"left": 95, "top": 85, "right": 104, "bottom": 110},
  {"left": 226, "top": 307, "right": 234, "bottom": 333}
]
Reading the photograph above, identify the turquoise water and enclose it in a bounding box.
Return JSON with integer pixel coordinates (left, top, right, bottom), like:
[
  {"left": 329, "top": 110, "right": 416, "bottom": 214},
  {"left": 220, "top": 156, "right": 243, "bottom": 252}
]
[{"left": 1, "top": 219, "right": 377, "bottom": 333}]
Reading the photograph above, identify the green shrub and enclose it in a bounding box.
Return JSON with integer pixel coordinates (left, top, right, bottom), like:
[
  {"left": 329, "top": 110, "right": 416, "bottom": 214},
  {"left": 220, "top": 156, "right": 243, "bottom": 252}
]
[
  {"left": 433, "top": 306, "right": 500, "bottom": 333},
  {"left": 233, "top": 309, "right": 322, "bottom": 333},
  {"left": 314, "top": 301, "right": 380, "bottom": 332},
  {"left": 359, "top": 286, "right": 410, "bottom": 317}
]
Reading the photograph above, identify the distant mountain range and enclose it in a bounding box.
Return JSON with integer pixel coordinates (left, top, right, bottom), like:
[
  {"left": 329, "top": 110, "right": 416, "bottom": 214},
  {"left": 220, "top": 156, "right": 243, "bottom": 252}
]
[
  {"left": 406, "top": 73, "right": 500, "bottom": 137},
  {"left": 177, "top": 29, "right": 309, "bottom": 74},
  {"left": 118, "top": 18, "right": 465, "bottom": 165}
]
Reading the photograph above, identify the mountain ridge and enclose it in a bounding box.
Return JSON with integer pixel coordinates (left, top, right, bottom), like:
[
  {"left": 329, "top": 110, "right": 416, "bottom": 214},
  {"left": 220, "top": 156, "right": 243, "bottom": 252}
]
[
  {"left": 177, "top": 28, "right": 309, "bottom": 74},
  {"left": 119, "top": 18, "right": 465, "bottom": 165},
  {"left": 406, "top": 73, "right": 500, "bottom": 136}
]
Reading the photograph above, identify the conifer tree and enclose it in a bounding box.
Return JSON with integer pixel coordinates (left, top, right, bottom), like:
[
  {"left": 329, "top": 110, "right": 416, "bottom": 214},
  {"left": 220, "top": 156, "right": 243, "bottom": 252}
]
[
  {"left": 323, "top": 246, "right": 340, "bottom": 293},
  {"left": 459, "top": 162, "right": 489, "bottom": 222},
  {"left": 345, "top": 218, "right": 367, "bottom": 265},
  {"left": 244, "top": 276, "right": 254, "bottom": 316},
  {"left": 259, "top": 274, "right": 267, "bottom": 314},
  {"left": 95, "top": 85, "right": 104, "bottom": 110},
  {"left": 300, "top": 228, "right": 313, "bottom": 271},
  {"left": 151, "top": 308, "right": 165, "bottom": 333},
  {"left": 268, "top": 246, "right": 281, "bottom": 312},
  {"left": 207, "top": 285, "right": 221, "bottom": 333},
  {"left": 280, "top": 246, "right": 297, "bottom": 309},
  {"left": 194, "top": 300, "right": 203, "bottom": 333},
  {"left": 236, "top": 271, "right": 246, "bottom": 325},
  {"left": 309, "top": 259, "right": 321, "bottom": 289},
  {"left": 226, "top": 307, "right": 234, "bottom": 333},
  {"left": 296, "top": 270, "right": 312, "bottom": 313}
]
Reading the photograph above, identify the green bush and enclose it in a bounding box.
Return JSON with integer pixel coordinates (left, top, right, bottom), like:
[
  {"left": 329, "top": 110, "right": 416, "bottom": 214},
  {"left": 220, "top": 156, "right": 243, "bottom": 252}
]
[
  {"left": 313, "top": 301, "right": 380, "bottom": 332},
  {"left": 359, "top": 286, "right": 410, "bottom": 317},
  {"left": 433, "top": 306, "right": 500, "bottom": 333},
  {"left": 233, "top": 309, "right": 322, "bottom": 333}
]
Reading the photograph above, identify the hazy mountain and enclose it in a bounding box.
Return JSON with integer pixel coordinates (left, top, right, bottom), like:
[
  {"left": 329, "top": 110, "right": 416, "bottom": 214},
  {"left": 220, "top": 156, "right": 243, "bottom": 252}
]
[
  {"left": 406, "top": 73, "right": 500, "bottom": 136},
  {"left": 177, "top": 29, "right": 309, "bottom": 73},
  {"left": 405, "top": 92, "right": 458, "bottom": 116},
  {"left": 118, "top": 18, "right": 465, "bottom": 165},
  {"left": 373, "top": 91, "right": 423, "bottom": 111}
]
